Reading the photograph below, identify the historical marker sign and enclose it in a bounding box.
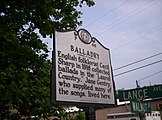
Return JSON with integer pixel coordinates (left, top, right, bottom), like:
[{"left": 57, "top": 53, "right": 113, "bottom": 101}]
[
  {"left": 118, "top": 84, "right": 162, "bottom": 102},
  {"left": 51, "top": 29, "right": 115, "bottom": 105}
]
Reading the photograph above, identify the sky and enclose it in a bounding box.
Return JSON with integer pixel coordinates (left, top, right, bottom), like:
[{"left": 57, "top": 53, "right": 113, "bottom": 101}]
[
  {"left": 45, "top": 0, "right": 162, "bottom": 90},
  {"left": 77, "top": 0, "right": 162, "bottom": 90}
]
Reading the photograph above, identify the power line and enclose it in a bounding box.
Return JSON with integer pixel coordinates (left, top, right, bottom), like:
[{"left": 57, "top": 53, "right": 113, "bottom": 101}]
[
  {"left": 96, "top": 0, "right": 157, "bottom": 35},
  {"left": 138, "top": 70, "right": 162, "bottom": 87},
  {"left": 138, "top": 70, "right": 162, "bottom": 82},
  {"left": 113, "top": 52, "right": 162, "bottom": 71},
  {"left": 85, "top": 0, "right": 128, "bottom": 27},
  {"left": 114, "top": 60, "right": 162, "bottom": 77},
  {"left": 96, "top": 0, "right": 158, "bottom": 35},
  {"left": 111, "top": 27, "right": 162, "bottom": 51}
]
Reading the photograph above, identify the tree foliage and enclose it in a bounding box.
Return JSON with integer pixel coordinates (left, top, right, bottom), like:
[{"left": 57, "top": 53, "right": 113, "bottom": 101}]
[
  {"left": 75, "top": 111, "right": 85, "bottom": 120},
  {"left": 0, "top": 0, "right": 94, "bottom": 119}
]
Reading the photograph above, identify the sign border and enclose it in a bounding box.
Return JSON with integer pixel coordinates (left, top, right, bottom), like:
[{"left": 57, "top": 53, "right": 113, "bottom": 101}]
[{"left": 51, "top": 29, "right": 117, "bottom": 107}]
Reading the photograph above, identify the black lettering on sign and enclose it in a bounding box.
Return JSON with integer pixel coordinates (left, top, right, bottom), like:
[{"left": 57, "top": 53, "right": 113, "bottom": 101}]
[
  {"left": 70, "top": 45, "right": 100, "bottom": 59},
  {"left": 95, "top": 87, "right": 106, "bottom": 93},
  {"left": 58, "top": 58, "right": 75, "bottom": 68},
  {"left": 58, "top": 50, "right": 77, "bottom": 61},
  {"left": 107, "top": 87, "right": 112, "bottom": 93},
  {"left": 71, "top": 91, "right": 86, "bottom": 98},
  {"left": 88, "top": 91, "right": 100, "bottom": 98},
  {"left": 87, "top": 71, "right": 94, "bottom": 78},
  {"left": 100, "top": 62, "right": 109, "bottom": 70},
  {"left": 58, "top": 72, "right": 81, "bottom": 83},
  {"left": 101, "top": 93, "right": 111, "bottom": 99},
  {"left": 73, "top": 83, "right": 93, "bottom": 91},
  {"left": 78, "top": 57, "right": 98, "bottom": 66},
  {"left": 80, "top": 70, "right": 85, "bottom": 77},
  {"left": 96, "top": 73, "right": 110, "bottom": 81},
  {"left": 97, "top": 79, "right": 111, "bottom": 87},
  {"left": 85, "top": 77, "right": 96, "bottom": 84},
  {"left": 82, "top": 63, "right": 91, "bottom": 71},
  {"left": 59, "top": 88, "right": 69, "bottom": 95},
  {"left": 58, "top": 80, "right": 71, "bottom": 87},
  {"left": 76, "top": 63, "right": 81, "bottom": 69},
  {"left": 58, "top": 65, "right": 78, "bottom": 74}
]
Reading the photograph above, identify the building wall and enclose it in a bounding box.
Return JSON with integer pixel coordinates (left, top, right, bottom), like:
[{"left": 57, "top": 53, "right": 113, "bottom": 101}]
[{"left": 95, "top": 99, "right": 162, "bottom": 120}]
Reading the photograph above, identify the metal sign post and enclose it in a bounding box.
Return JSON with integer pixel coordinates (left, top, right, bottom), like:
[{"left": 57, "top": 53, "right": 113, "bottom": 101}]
[{"left": 84, "top": 107, "right": 96, "bottom": 120}]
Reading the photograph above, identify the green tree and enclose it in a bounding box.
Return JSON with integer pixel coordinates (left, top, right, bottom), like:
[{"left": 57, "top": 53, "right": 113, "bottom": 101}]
[
  {"left": 75, "top": 111, "right": 85, "bottom": 120},
  {"left": 0, "top": 0, "right": 94, "bottom": 119}
]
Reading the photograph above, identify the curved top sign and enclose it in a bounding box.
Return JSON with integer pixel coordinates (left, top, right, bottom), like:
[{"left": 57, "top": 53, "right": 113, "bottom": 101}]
[{"left": 51, "top": 29, "right": 116, "bottom": 106}]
